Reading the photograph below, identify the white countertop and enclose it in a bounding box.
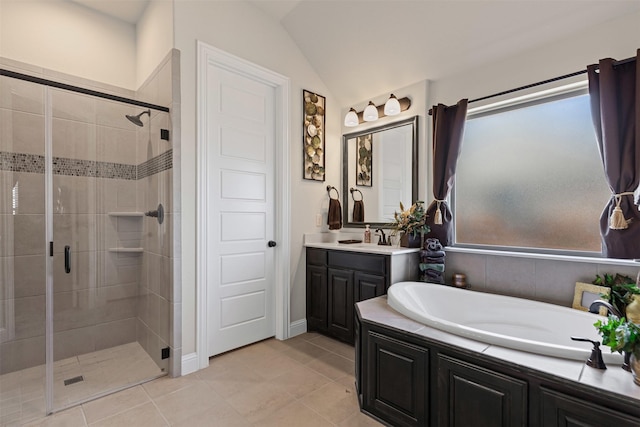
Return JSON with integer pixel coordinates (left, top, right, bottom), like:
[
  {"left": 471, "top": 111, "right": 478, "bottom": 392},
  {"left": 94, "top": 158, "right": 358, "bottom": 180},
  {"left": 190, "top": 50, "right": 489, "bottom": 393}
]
[{"left": 304, "top": 233, "right": 419, "bottom": 255}]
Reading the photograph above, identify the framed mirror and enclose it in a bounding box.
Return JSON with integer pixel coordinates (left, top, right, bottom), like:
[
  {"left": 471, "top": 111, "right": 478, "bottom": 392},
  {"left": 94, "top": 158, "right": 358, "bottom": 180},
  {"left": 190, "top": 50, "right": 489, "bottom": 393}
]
[{"left": 342, "top": 115, "right": 418, "bottom": 228}]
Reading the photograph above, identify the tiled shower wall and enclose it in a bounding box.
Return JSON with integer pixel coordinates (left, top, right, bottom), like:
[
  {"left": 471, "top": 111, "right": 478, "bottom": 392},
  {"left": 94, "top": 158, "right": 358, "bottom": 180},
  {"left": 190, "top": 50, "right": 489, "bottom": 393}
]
[
  {"left": 134, "top": 50, "right": 179, "bottom": 374},
  {"left": 0, "top": 53, "right": 178, "bottom": 375}
]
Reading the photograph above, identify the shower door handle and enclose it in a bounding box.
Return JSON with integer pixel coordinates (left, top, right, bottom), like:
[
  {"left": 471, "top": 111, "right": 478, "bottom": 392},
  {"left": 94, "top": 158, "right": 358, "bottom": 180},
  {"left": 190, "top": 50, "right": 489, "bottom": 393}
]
[{"left": 64, "top": 245, "right": 71, "bottom": 274}]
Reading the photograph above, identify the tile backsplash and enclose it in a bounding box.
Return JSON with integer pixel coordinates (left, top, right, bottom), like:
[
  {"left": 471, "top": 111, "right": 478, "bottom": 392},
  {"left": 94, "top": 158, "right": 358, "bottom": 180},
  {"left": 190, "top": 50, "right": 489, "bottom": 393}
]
[{"left": 445, "top": 250, "right": 640, "bottom": 307}]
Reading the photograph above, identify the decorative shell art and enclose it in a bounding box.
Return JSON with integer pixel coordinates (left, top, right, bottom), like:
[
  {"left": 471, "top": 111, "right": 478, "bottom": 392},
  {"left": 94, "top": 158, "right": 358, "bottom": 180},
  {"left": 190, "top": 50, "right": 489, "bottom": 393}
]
[
  {"left": 303, "top": 90, "right": 326, "bottom": 181},
  {"left": 356, "top": 134, "right": 373, "bottom": 186}
]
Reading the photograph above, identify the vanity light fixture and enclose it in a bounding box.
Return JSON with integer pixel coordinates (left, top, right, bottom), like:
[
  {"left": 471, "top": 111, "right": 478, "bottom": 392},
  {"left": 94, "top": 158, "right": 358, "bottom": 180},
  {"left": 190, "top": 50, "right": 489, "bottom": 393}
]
[
  {"left": 344, "top": 95, "right": 412, "bottom": 127},
  {"left": 344, "top": 108, "right": 359, "bottom": 127},
  {"left": 384, "top": 94, "right": 401, "bottom": 116},
  {"left": 363, "top": 101, "right": 379, "bottom": 122}
]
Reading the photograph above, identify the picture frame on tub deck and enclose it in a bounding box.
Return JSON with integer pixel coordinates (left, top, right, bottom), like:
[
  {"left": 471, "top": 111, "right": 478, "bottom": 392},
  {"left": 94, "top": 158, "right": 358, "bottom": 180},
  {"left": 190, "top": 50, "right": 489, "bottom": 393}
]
[
  {"left": 572, "top": 282, "right": 610, "bottom": 316},
  {"left": 302, "top": 89, "right": 326, "bottom": 181}
]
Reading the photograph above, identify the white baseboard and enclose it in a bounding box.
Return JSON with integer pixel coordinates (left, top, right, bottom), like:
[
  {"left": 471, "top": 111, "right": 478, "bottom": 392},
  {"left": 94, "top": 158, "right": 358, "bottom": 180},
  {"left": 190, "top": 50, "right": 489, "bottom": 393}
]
[
  {"left": 289, "top": 319, "right": 307, "bottom": 338},
  {"left": 181, "top": 352, "right": 199, "bottom": 376}
]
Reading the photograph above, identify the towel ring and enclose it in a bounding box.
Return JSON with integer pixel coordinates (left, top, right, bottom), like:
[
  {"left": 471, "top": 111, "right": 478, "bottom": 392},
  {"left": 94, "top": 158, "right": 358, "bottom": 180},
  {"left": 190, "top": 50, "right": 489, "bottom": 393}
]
[
  {"left": 326, "top": 185, "right": 340, "bottom": 200},
  {"left": 350, "top": 188, "right": 363, "bottom": 202}
]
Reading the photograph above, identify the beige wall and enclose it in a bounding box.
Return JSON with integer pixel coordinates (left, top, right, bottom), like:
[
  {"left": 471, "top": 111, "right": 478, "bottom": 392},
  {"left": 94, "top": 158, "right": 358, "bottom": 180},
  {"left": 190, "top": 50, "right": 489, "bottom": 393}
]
[
  {"left": 136, "top": 0, "right": 174, "bottom": 88},
  {"left": 431, "top": 10, "right": 640, "bottom": 106},
  {"left": 0, "top": 0, "right": 137, "bottom": 90}
]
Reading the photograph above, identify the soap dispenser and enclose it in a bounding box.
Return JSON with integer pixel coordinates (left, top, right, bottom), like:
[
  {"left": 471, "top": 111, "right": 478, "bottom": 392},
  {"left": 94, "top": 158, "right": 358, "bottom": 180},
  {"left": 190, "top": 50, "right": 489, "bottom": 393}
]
[{"left": 364, "top": 225, "right": 371, "bottom": 243}]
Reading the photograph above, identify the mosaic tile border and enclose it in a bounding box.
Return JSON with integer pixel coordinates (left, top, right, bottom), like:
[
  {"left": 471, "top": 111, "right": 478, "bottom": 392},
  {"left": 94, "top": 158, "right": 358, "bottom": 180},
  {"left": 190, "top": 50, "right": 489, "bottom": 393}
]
[
  {"left": 0, "top": 149, "right": 172, "bottom": 180},
  {"left": 53, "top": 157, "right": 137, "bottom": 180},
  {"left": 138, "top": 150, "right": 173, "bottom": 180}
]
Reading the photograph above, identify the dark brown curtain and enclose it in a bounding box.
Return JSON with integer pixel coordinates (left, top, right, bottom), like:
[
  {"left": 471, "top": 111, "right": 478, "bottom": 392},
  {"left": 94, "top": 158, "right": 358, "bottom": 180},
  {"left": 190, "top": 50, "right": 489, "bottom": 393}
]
[
  {"left": 425, "top": 99, "right": 468, "bottom": 246},
  {"left": 587, "top": 49, "right": 640, "bottom": 259}
]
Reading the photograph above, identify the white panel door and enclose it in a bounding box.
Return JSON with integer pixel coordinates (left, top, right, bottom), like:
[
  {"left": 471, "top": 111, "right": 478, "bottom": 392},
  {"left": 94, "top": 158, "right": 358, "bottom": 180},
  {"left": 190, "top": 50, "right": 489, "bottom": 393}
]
[{"left": 206, "top": 65, "right": 275, "bottom": 356}]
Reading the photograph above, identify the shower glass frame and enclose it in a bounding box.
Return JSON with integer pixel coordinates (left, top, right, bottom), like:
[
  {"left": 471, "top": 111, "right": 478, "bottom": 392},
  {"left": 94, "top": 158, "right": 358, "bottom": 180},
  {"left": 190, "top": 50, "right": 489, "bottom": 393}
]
[{"left": 0, "top": 70, "right": 171, "bottom": 417}]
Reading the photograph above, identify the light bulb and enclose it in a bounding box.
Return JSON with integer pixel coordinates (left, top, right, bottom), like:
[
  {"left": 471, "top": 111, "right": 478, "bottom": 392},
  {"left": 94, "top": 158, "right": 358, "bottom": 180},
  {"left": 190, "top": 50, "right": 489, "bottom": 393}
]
[
  {"left": 384, "top": 94, "right": 401, "bottom": 116},
  {"left": 363, "top": 101, "right": 379, "bottom": 122},
  {"left": 344, "top": 108, "right": 359, "bottom": 127}
]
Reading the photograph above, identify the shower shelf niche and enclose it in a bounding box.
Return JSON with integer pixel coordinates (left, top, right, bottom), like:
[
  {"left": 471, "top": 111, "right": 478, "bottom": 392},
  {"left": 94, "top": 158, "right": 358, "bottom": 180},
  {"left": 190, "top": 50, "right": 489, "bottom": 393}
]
[{"left": 108, "top": 247, "right": 144, "bottom": 253}]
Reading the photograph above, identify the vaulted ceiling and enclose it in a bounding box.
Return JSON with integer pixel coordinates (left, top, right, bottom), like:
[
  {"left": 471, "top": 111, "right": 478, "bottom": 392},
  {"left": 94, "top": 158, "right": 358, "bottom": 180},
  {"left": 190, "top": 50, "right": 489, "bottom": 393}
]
[
  {"left": 70, "top": 0, "right": 640, "bottom": 106},
  {"left": 251, "top": 0, "right": 640, "bottom": 106}
]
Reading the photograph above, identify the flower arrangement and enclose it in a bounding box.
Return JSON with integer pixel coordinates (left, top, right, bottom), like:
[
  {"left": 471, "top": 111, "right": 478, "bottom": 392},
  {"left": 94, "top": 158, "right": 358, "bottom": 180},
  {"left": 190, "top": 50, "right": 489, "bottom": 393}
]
[
  {"left": 593, "top": 273, "right": 640, "bottom": 316},
  {"left": 390, "top": 201, "right": 430, "bottom": 237}
]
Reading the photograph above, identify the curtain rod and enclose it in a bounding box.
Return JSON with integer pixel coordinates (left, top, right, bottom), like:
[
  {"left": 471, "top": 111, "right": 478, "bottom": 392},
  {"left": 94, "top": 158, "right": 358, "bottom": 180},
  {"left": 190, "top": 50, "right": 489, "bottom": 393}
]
[
  {"left": 428, "top": 54, "right": 636, "bottom": 115},
  {"left": 0, "top": 68, "right": 170, "bottom": 113}
]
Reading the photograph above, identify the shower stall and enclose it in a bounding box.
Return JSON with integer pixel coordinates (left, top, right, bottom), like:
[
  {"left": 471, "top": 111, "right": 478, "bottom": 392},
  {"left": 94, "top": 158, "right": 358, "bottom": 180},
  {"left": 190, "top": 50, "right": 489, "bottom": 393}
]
[{"left": 0, "top": 63, "right": 175, "bottom": 422}]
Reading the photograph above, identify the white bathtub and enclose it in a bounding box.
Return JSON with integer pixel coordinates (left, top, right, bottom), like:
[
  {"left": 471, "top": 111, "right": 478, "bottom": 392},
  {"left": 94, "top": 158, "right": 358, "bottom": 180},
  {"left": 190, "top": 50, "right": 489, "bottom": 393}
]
[{"left": 387, "top": 281, "right": 623, "bottom": 364}]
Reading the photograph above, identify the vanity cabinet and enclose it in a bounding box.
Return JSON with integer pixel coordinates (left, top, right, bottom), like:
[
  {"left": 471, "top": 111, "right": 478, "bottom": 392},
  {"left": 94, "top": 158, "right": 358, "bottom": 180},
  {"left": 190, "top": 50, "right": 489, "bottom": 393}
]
[
  {"left": 306, "top": 264, "right": 328, "bottom": 333},
  {"left": 364, "top": 330, "right": 429, "bottom": 427},
  {"left": 306, "top": 247, "right": 417, "bottom": 343},
  {"left": 539, "top": 388, "right": 640, "bottom": 427},
  {"left": 327, "top": 267, "right": 354, "bottom": 342},
  {"left": 436, "top": 354, "right": 527, "bottom": 426},
  {"left": 356, "top": 307, "right": 640, "bottom": 427}
]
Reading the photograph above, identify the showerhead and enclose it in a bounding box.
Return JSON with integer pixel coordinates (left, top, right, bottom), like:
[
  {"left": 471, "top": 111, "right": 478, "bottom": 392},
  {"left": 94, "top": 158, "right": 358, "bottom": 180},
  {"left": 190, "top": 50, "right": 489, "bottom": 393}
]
[{"left": 125, "top": 109, "right": 150, "bottom": 127}]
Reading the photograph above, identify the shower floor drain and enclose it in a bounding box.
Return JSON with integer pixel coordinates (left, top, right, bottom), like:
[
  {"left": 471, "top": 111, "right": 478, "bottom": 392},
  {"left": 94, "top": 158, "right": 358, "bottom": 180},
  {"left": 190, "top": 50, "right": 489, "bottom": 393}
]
[{"left": 63, "top": 375, "right": 84, "bottom": 386}]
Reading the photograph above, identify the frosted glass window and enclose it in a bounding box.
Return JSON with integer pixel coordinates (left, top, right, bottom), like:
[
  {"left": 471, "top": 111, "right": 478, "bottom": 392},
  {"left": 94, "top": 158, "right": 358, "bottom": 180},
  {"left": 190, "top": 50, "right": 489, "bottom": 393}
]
[{"left": 455, "top": 92, "right": 611, "bottom": 253}]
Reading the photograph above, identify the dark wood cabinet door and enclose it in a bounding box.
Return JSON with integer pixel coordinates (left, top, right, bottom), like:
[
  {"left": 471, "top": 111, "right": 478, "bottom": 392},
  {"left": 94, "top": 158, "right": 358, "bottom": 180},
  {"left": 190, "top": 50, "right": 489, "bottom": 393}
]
[
  {"left": 365, "top": 331, "right": 429, "bottom": 427},
  {"left": 354, "top": 272, "right": 385, "bottom": 302},
  {"left": 306, "top": 264, "right": 327, "bottom": 332},
  {"left": 540, "top": 387, "right": 640, "bottom": 427},
  {"left": 437, "top": 354, "right": 527, "bottom": 427},
  {"left": 328, "top": 268, "right": 354, "bottom": 342}
]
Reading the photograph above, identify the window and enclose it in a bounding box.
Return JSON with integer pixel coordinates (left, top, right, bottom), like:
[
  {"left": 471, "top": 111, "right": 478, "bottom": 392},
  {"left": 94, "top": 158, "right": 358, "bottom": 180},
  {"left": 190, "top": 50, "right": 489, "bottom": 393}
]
[{"left": 454, "top": 86, "right": 611, "bottom": 253}]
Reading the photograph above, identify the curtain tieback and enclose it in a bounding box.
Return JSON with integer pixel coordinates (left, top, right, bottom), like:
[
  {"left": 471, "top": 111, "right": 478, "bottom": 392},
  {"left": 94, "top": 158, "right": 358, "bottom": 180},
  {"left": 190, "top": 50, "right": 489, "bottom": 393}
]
[
  {"left": 434, "top": 199, "right": 446, "bottom": 225},
  {"left": 610, "top": 192, "right": 635, "bottom": 230}
]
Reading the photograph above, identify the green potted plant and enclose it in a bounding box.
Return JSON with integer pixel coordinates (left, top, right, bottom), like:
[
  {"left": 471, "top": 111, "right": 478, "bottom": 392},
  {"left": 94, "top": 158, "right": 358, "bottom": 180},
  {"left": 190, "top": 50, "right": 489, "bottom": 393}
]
[
  {"left": 390, "top": 201, "right": 430, "bottom": 248},
  {"left": 593, "top": 273, "right": 640, "bottom": 323},
  {"left": 592, "top": 272, "right": 640, "bottom": 384},
  {"left": 594, "top": 315, "right": 640, "bottom": 384}
]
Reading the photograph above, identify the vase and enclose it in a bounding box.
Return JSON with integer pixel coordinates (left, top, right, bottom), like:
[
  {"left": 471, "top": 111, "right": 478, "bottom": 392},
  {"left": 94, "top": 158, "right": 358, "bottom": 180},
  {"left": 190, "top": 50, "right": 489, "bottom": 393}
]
[
  {"left": 630, "top": 353, "right": 640, "bottom": 386},
  {"left": 400, "top": 232, "right": 422, "bottom": 248},
  {"left": 626, "top": 295, "right": 640, "bottom": 324}
]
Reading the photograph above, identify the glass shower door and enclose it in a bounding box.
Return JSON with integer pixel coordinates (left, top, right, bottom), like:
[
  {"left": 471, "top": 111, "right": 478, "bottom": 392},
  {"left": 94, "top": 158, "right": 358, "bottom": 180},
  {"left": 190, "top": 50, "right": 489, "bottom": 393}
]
[
  {"left": 49, "top": 88, "right": 164, "bottom": 411},
  {"left": 0, "top": 74, "right": 48, "bottom": 424},
  {"left": 0, "top": 72, "right": 168, "bottom": 419}
]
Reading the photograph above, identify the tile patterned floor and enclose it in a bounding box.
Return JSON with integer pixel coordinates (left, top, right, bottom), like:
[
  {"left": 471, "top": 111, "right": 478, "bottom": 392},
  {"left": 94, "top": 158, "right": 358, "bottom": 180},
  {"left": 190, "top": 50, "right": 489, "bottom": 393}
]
[
  {"left": 4, "top": 333, "right": 382, "bottom": 426},
  {"left": 0, "top": 342, "right": 163, "bottom": 426}
]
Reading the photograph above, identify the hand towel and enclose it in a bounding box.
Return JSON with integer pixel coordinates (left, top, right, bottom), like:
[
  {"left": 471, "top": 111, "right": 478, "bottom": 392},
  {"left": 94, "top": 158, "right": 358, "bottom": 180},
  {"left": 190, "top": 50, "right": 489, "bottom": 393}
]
[
  {"left": 353, "top": 200, "right": 365, "bottom": 222},
  {"left": 328, "top": 198, "right": 342, "bottom": 230}
]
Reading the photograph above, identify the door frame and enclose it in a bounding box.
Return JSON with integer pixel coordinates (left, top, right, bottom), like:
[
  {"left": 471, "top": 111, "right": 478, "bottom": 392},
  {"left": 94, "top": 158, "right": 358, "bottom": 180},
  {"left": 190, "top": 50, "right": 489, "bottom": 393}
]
[{"left": 195, "top": 41, "right": 291, "bottom": 370}]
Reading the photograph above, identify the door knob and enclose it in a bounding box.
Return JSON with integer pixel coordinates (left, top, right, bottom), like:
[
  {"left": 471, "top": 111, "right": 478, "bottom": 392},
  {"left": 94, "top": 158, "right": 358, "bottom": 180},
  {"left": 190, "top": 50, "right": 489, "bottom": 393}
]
[{"left": 268, "top": 241, "right": 277, "bottom": 247}]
